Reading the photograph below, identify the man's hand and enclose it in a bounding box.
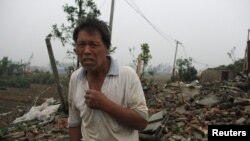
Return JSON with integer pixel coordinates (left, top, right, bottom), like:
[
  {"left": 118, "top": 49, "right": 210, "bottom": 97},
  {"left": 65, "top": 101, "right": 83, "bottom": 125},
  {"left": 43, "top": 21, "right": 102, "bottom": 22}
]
[
  {"left": 85, "top": 89, "right": 147, "bottom": 130},
  {"left": 84, "top": 89, "right": 108, "bottom": 109}
]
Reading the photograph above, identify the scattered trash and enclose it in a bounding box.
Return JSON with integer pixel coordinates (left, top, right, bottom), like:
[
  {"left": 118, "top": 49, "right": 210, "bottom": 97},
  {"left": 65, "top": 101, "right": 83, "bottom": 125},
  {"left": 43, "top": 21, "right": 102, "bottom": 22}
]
[{"left": 13, "top": 98, "right": 60, "bottom": 123}]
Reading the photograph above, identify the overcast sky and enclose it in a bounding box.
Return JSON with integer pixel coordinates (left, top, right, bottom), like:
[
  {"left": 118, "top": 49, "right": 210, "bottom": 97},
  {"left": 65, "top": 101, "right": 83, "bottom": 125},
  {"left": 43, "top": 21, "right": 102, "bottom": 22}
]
[{"left": 0, "top": 0, "right": 250, "bottom": 71}]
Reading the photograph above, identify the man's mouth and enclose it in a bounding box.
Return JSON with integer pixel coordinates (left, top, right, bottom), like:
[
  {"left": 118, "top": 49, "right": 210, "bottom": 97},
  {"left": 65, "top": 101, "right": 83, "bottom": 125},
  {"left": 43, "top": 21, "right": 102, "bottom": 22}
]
[{"left": 82, "top": 58, "right": 95, "bottom": 64}]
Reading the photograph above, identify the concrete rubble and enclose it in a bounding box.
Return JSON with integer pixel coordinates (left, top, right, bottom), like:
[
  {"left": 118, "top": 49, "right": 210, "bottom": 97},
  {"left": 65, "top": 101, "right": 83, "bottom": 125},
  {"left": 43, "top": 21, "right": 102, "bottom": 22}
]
[{"left": 140, "top": 73, "right": 249, "bottom": 141}]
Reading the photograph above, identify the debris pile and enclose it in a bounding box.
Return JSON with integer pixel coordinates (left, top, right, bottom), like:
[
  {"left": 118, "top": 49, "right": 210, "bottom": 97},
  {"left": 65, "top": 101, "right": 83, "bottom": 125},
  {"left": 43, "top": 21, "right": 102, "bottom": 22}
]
[
  {"left": 140, "top": 75, "right": 249, "bottom": 141},
  {"left": 0, "top": 98, "right": 69, "bottom": 141}
]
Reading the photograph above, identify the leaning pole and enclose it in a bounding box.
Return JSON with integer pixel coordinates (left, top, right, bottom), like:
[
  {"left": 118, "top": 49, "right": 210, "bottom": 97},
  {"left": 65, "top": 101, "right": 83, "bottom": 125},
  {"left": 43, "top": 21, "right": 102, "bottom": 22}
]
[{"left": 45, "top": 36, "right": 68, "bottom": 114}]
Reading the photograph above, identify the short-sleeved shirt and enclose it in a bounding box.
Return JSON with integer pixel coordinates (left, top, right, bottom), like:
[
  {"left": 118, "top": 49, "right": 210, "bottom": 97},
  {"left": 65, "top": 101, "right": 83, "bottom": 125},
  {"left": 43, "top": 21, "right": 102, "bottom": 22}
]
[{"left": 68, "top": 56, "right": 148, "bottom": 141}]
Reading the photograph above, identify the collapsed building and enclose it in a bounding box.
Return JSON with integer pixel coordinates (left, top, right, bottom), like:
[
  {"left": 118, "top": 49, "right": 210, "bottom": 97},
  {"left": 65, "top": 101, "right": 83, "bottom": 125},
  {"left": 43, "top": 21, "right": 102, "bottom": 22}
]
[{"left": 200, "top": 68, "right": 235, "bottom": 83}]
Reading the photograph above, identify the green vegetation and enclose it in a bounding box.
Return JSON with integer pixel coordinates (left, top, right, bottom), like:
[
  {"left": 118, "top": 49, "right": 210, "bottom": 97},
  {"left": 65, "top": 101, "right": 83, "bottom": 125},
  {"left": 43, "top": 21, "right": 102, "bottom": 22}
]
[
  {"left": 0, "top": 72, "right": 56, "bottom": 88},
  {"left": 217, "top": 58, "right": 244, "bottom": 74},
  {"left": 176, "top": 57, "right": 198, "bottom": 82},
  {"left": 0, "top": 57, "right": 69, "bottom": 88},
  {"left": 51, "top": 0, "right": 100, "bottom": 46},
  {"left": 128, "top": 43, "right": 152, "bottom": 80},
  {"left": 0, "top": 57, "right": 23, "bottom": 76},
  {"left": 50, "top": 0, "right": 101, "bottom": 68},
  {"left": 140, "top": 43, "right": 152, "bottom": 79},
  {"left": 0, "top": 76, "right": 30, "bottom": 88}
]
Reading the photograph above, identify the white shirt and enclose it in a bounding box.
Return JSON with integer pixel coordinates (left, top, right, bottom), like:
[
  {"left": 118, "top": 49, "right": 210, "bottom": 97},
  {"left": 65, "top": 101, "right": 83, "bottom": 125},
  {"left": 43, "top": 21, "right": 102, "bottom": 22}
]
[{"left": 68, "top": 57, "right": 148, "bottom": 141}]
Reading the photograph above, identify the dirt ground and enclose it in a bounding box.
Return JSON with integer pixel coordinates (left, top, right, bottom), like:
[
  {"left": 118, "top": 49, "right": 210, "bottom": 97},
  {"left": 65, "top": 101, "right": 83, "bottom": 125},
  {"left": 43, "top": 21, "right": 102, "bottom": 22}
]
[{"left": 0, "top": 84, "right": 68, "bottom": 128}]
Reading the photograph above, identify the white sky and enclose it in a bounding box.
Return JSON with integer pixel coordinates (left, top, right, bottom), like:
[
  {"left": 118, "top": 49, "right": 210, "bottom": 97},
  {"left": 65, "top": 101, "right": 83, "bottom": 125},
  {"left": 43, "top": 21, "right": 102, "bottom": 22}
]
[{"left": 0, "top": 0, "right": 250, "bottom": 71}]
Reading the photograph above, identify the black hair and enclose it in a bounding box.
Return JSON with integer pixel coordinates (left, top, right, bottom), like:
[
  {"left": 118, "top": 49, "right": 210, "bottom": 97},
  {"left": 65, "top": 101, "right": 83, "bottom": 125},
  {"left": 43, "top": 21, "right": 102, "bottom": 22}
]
[{"left": 73, "top": 17, "right": 111, "bottom": 50}]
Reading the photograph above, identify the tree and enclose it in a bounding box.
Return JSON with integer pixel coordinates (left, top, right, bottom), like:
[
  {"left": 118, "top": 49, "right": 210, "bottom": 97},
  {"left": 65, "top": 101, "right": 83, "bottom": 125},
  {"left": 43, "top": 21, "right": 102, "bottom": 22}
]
[
  {"left": 139, "top": 43, "right": 152, "bottom": 79},
  {"left": 128, "top": 43, "right": 152, "bottom": 79},
  {"left": 217, "top": 58, "right": 244, "bottom": 74},
  {"left": 176, "top": 57, "right": 197, "bottom": 82},
  {"left": 0, "top": 57, "right": 10, "bottom": 76},
  {"left": 0, "top": 57, "right": 25, "bottom": 76},
  {"left": 50, "top": 0, "right": 101, "bottom": 68}
]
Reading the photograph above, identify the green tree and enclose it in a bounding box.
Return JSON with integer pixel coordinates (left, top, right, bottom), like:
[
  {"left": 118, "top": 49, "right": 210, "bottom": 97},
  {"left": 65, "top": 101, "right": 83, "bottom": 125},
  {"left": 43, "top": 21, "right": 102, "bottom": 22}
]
[
  {"left": 0, "top": 57, "right": 26, "bottom": 76},
  {"left": 0, "top": 57, "right": 8, "bottom": 76},
  {"left": 0, "top": 57, "right": 13, "bottom": 76},
  {"left": 139, "top": 43, "right": 152, "bottom": 79},
  {"left": 176, "top": 57, "right": 197, "bottom": 82},
  {"left": 50, "top": 0, "right": 101, "bottom": 68}
]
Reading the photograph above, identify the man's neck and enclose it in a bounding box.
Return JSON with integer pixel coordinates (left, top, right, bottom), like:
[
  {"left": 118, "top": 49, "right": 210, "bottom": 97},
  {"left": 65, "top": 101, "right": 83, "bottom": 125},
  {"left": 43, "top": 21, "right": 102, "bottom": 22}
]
[{"left": 87, "top": 57, "right": 110, "bottom": 80}]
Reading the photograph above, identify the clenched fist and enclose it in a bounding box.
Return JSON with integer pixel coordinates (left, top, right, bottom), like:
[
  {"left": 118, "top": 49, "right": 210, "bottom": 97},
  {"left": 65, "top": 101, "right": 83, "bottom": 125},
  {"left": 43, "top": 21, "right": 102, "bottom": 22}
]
[{"left": 84, "top": 89, "right": 109, "bottom": 109}]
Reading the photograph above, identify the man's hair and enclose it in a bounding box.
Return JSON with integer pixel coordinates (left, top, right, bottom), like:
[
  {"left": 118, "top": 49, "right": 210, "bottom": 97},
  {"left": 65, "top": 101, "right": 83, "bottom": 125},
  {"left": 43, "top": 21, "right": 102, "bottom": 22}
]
[{"left": 73, "top": 17, "right": 111, "bottom": 50}]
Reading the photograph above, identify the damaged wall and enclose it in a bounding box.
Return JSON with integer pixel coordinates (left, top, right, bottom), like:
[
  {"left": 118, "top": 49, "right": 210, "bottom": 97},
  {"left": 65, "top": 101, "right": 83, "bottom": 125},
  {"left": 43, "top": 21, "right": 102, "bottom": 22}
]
[{"left": 200, "top": 68, "right": 235, "bottom": 83}]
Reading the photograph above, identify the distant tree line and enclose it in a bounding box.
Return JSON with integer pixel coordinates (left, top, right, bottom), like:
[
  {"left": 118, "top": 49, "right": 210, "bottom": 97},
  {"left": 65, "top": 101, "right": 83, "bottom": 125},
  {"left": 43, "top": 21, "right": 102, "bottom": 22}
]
[
  {"left": 0, "top": 57, "right": 57, "bottom": 88},
  {"left": 0, "top": 57, "right": 24, "bottom": 76},
  {"left": 217, "top": 58, "right": 244, "bottom": 75}
]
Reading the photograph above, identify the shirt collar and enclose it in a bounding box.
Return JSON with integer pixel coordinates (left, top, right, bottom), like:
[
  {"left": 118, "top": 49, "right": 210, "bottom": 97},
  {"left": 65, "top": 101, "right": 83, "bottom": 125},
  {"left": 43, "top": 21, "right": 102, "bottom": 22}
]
[{"left": 107, "top": 56, "right": 119, "bottom": 76}]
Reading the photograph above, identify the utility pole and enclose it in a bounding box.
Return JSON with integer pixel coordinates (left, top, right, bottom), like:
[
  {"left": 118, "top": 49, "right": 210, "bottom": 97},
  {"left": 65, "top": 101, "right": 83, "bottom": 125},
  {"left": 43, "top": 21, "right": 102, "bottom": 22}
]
[
  {"left": 248, "top": 29, "right": 250, "bottom": 72},
  {"left": 172, "top": 40, "right": 181, "bottom": 81},
  {"left": 246, "top": 29, "right": 250, "bottom": 95},
  {"left": 109, "top": 0, "right": 115, "bottom": 40}
]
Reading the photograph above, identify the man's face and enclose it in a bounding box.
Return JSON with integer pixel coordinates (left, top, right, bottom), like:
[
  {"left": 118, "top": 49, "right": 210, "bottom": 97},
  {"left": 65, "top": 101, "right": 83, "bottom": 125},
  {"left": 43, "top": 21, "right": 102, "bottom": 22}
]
[{"left": 75, "top": 30, "right": 108, "bottom": 71}]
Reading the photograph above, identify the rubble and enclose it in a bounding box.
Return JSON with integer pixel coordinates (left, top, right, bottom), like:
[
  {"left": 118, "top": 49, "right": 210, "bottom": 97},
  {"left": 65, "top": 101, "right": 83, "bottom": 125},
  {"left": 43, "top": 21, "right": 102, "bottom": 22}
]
[
  {"left": 0, "top": 99, "right": 69, "bottom": 141},
  {"left": 140, "top": 74, "right": 249, "bottom": 141}
]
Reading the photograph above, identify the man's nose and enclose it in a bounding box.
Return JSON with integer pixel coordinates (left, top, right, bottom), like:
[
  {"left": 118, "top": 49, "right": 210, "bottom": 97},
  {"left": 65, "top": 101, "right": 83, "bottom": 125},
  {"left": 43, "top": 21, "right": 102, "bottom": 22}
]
[{"left": 83, "top": 46, "right": 91, "bottom": 54}]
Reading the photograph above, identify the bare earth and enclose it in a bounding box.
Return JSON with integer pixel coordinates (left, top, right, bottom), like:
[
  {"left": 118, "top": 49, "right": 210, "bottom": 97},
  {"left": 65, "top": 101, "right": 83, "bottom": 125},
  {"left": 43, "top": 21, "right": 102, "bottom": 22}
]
[{"left": 0, "top": 84, "right": 68, "bottom": 128}]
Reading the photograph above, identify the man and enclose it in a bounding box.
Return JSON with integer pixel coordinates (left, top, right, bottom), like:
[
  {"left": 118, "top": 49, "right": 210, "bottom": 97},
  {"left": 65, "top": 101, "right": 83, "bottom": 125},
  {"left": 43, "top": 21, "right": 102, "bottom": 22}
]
[{"left": 68, "top": 17, "right": 148, "bottom": 141}]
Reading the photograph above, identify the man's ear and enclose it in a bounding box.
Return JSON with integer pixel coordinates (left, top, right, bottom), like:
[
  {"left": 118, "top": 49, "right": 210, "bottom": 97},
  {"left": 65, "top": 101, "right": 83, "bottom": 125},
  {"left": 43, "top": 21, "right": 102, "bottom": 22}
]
[{"left": 105, "top": 47, "right": 109, "bottom": 55}]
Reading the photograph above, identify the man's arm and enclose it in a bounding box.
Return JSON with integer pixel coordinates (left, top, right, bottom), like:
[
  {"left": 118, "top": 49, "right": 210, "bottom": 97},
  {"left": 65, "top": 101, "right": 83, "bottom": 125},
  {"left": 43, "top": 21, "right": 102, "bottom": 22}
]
[
  {"left": 102, "top": 98, "right": 147, "bottom": 131},
  {"left": 69, "top": 126, "right": 82, "bottom": 141},
  {"left": 68, "top": 72, "right": 82, "bottom": 140},
  {"left": 85, "top": 89, "right": 147, "bottom": 130}
]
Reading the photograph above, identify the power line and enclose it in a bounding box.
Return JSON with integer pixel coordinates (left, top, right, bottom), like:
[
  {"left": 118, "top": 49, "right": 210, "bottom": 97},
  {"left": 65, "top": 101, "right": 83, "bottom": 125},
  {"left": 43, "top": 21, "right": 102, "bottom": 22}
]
[
  {"left": 179, "top": 44, "right": 214, "bottom": 67},
  {"left": 123, "top": 0, "right": 213, "bottom": 69},
  {"left": 124, "top": 0, "right": 176, "bottom": 47}
]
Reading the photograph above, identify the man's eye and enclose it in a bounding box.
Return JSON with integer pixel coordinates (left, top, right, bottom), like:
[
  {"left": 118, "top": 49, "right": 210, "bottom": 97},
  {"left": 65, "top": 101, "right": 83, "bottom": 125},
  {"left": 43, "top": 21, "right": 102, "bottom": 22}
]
[
  {"left": 89, "top": 42, "right": 99, "bottom": 48},
  {"left": 77, "top": 43, "right": 85, "bottom": 47},
  {"left": 76, "top": 42, "right": 100, "bottom": 48}
]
